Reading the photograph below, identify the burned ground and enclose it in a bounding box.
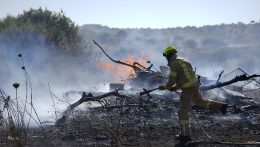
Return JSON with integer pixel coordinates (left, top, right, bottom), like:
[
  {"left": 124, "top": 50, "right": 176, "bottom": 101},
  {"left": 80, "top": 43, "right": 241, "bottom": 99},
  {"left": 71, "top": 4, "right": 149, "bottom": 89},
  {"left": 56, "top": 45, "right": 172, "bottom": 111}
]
[{"left": 1, "top": 89, "right": 259, "bottom": 147}]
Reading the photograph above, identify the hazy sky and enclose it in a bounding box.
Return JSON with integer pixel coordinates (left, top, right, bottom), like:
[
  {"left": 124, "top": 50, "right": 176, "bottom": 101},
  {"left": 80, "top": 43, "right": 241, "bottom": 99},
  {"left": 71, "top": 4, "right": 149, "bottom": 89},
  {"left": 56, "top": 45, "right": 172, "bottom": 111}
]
[{"left": 0, "top": 0, "right": 260, "bottom": 28}]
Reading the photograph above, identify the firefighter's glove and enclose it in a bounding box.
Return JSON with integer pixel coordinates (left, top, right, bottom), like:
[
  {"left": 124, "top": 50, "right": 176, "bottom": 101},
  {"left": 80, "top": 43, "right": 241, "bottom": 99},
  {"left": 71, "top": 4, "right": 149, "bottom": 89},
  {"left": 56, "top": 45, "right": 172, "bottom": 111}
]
[
  {"left": 158, "top": 85, "right": 166, "bottom": 90},
  {"left": 169, "top": 86, "right": 179, "bottom": 91}
]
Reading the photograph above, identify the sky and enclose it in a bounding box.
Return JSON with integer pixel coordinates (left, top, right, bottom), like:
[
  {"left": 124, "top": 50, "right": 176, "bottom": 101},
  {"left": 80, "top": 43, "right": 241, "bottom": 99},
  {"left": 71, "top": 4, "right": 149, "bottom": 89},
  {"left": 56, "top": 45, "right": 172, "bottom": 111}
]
[{"left": 0, "top": 0, "right": 260, "bottom": 28}]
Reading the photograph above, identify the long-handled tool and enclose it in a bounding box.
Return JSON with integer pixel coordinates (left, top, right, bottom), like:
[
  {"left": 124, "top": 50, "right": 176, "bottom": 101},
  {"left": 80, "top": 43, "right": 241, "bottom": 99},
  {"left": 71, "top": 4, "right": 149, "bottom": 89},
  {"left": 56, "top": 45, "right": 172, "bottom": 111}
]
[{"left": 139, "top": 87, "right": 159, "bottom": 97}]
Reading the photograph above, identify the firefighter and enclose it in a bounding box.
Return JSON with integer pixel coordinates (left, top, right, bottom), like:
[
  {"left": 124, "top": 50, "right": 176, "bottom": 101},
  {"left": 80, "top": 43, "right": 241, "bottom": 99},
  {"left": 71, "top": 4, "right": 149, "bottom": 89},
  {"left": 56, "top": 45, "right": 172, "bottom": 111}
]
[{"left": 159, "top": 45, "right": 228, "bottom": 142}]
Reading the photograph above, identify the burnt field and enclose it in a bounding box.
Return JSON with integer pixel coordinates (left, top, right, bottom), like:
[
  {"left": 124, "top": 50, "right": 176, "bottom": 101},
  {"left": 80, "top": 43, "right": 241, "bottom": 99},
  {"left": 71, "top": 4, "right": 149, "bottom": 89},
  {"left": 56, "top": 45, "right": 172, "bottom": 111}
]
[
  {"left": 1, "top": 50, "right": 259, "bottom": 147},
  {"left": 1, "top": 89, "right": 259, "bottom": 147}
]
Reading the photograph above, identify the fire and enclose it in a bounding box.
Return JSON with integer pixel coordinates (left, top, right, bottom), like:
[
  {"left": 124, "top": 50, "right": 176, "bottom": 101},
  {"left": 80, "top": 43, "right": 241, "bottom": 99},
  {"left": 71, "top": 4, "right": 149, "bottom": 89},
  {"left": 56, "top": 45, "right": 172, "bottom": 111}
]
[{"left": 96, "top": 55, "right": 148, "bottom": 80}]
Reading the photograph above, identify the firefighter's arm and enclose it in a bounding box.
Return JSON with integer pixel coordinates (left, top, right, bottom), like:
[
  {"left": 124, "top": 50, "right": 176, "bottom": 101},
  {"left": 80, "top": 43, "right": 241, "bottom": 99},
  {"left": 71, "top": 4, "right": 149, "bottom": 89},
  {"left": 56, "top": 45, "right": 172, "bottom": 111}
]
[{"left": 159, "top": 71, "right": 177, "bottom": 90}]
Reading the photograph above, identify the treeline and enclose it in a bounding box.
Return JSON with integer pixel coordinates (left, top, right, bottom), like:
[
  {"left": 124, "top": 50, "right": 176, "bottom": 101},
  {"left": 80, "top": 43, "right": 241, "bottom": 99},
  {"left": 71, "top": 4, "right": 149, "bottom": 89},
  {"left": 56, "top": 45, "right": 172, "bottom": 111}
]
[
  {"left": 79, "top": 22, "right": 260, "bottom": 73},
  {"left": 80, "top": 22, "right": 260, "bottom": 51}
]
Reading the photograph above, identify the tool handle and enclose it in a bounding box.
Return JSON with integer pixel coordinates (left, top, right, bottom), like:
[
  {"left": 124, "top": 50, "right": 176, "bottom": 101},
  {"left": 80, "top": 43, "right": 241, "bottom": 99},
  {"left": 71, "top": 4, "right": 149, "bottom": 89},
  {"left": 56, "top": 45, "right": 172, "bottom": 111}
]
[{"left": 139, "top": 87, "right": 159, "bottom": 96}]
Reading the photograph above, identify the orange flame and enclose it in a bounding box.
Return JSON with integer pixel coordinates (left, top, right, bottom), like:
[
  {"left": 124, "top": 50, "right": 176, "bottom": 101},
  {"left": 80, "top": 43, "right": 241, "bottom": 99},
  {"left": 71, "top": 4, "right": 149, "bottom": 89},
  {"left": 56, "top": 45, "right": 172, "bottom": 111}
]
[{"left": 96, "top": 55, "right": 148, "bottom": 80}]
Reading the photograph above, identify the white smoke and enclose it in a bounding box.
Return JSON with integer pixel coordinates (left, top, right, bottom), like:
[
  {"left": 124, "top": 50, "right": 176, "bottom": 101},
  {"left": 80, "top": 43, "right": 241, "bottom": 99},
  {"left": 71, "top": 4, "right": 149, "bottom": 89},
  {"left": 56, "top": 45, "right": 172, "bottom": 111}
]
[{"left": 0, "top": 32, "right": 115, "bottom": 125}]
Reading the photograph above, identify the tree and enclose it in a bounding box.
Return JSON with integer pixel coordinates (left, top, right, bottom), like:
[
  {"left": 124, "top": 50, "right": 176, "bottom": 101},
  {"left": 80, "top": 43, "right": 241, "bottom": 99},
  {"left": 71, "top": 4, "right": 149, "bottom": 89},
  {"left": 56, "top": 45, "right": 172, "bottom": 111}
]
[
  {"left": 250, "top": 20, "right": 255, "bottom": 24},
  {"left": 0, "top": 8, "right": 84, "bottom": 54}
]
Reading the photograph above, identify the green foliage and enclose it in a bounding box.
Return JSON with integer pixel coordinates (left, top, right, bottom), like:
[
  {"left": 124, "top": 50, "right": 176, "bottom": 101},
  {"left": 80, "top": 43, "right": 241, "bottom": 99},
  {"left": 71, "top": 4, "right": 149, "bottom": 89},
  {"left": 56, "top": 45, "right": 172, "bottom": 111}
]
[{"left": 0, "top": 8, "right": 84, "bottom": 53}]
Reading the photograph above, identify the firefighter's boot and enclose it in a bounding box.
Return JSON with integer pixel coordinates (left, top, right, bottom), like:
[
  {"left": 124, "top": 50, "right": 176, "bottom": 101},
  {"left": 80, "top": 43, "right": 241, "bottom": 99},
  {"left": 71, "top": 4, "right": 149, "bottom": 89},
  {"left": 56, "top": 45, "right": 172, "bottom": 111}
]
[
  {"left": 221, "top": 103, "right": 228, "bottom": 115},
  {"left": 175, "top": 135, "right": 191, "bottom": 143},
  {"left": 175, "top": 124, "right": 191, "bottom": 142}
]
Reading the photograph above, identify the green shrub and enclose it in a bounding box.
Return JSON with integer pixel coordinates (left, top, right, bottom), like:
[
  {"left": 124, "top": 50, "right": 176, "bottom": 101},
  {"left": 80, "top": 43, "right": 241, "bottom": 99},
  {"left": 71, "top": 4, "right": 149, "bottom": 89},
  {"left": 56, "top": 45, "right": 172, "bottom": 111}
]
[{"left": 0, "top": 8, "right": 84, "bottom": 54}]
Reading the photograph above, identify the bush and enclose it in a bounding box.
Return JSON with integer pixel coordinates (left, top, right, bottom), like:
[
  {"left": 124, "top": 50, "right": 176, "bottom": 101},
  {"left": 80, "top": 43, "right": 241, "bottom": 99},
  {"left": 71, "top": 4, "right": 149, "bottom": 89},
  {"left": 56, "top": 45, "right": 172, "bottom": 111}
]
[{"left": 0, "top": 8, "right": 84, "bottom": 54}]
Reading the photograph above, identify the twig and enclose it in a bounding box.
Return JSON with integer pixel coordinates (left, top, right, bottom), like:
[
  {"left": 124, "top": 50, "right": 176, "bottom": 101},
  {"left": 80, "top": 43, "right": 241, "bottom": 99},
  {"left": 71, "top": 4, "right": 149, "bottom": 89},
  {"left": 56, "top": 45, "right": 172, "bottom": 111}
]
[
  {"left": 18, "top": 55, "right": 44, "bottom": 131},
  {"left": 48, "top": 83, "right": 58, "bottom": 120}
]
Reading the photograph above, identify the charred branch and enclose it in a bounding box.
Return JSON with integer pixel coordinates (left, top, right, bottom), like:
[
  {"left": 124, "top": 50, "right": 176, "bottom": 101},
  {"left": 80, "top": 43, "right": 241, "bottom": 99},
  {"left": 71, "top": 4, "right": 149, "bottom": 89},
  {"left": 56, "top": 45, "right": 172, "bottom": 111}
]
[
  {"left": 216, "top": 70, "right": 224, "bottom": 83},
  {"left": 56, "top": 90, "right": 132, "bottom": 125},
  {"left": 200, "top": 74, "right": 260, "bottom": 91},
  {"left": 93, "top": 40, "right": 153, "bottom": 72},
  {"left": 182, "top": 140, "right": 260, "bottom": 146}
]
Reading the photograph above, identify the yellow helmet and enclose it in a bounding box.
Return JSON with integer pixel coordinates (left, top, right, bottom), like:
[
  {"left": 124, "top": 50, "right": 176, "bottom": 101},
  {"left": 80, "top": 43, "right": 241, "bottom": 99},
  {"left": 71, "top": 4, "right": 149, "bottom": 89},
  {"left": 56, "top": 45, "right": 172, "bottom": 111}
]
[{"left": 163, "top": 45, "right": 177, "bottom": 57}]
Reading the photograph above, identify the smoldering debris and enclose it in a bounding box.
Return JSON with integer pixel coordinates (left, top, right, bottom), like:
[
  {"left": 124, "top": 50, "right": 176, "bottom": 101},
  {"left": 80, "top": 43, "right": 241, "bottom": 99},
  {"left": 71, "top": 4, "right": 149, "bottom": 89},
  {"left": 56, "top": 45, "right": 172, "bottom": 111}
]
[
  {"left": 45, "top": 61, "right": 260, "bottom": 146},
  {"left": 50, "top": 88, "right": 260, "bottom": 146}
]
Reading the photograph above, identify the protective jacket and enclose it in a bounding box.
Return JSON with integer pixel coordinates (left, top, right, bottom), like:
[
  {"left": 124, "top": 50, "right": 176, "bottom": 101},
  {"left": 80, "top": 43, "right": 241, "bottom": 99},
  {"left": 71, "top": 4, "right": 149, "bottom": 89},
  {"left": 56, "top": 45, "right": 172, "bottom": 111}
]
[{"left": 165, "top": 57, "right": 197, "bottom": 89}]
